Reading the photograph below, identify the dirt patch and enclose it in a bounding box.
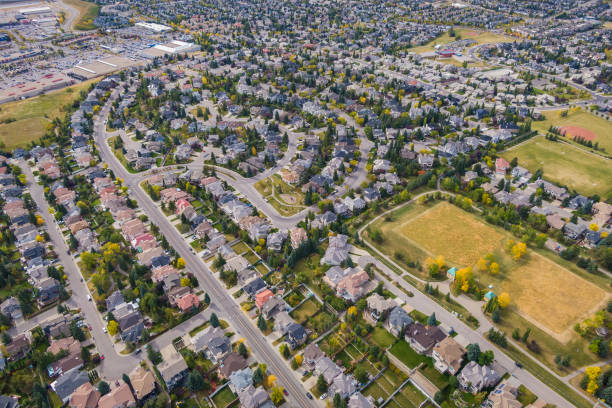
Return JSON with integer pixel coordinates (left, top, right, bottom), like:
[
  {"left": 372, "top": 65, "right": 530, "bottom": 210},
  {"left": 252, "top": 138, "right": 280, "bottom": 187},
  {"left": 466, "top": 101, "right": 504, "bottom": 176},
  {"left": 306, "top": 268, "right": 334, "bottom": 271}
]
[
  {"left": 558, "top": 125, "right": 596, "bottom": 141},
  {"left": 279, "top": 194, "right": 297, "bottom": 204},
  {"left": 465, "top": 31, "right": 479, "bottom": 36}
]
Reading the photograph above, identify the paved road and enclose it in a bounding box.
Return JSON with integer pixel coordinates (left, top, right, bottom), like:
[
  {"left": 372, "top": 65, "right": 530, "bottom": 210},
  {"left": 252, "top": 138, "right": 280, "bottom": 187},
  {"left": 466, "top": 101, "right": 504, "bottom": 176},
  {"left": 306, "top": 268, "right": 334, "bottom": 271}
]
[
  {"left": 15, "top": 161, "right": 141, "bottom": 378},
  {"left": 93, "top": 93, "right": 317, "bottom": 408},
  {"left": 357, "top": 194, "right": 574, "bottom": 408}
]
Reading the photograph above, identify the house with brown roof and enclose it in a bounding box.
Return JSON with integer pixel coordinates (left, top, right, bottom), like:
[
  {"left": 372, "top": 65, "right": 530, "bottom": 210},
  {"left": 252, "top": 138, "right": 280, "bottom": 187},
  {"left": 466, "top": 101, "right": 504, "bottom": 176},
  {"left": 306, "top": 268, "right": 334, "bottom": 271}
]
[
  {"left": 255, "top": 289, "right": 274, "bottom": 310},
  {"left": 97, "top": 380, "right": 135, "bottom": 408},
  {"left": 69, "top": 220, "right": 89, "bottom": 235},
  {"left": 4, "top": 332, "right": 31, "bottom": 361},
  {"left": 69, "top": 382, "right": 100, "bottom": 408},
  {"left": 405, "top": 322, "right": 446, "bottom": 355},
  {"left": 129, "top": 366, "right": 156, "bottom": 401},
  {"left": 219, "top": 352, "right": 248, "bottom": 379},
  {"left": 289, "top": 227, "right": 307, "bottom": 249},
  {"left": 48, "top": 337, "right": 81, "bottom": 356},
  {"left": 432, "top": 337, "right": 465, "bottom": 375},
  {"left": 177, "top": 293, "right": 200, "bottom": 312},
  {"left": 336, "top": 269, "right": 370, "bottom": 302}
]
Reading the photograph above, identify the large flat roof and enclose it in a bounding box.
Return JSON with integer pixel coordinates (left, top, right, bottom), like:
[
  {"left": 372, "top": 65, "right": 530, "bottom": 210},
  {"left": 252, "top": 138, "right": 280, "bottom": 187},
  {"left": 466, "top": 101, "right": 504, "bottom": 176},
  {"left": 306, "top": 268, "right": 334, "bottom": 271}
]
[{"left": 67, "top": 56, "right": 143, "bottom": 80}]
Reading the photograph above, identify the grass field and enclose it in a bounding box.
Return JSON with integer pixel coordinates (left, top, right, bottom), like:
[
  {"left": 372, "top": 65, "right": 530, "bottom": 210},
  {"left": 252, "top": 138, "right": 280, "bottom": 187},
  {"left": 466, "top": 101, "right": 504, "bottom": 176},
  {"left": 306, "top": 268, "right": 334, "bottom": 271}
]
[
  {"left": 289, "top": 297, "right": 320, "bottom": 323},
  {"left": 369, "top": 201, "right": 610, "bottom": 338},
  {"left": 0, "top": 80, "right": 96, "bottom": 148},
  {"left": 63, "top": 0, "right": 101, "bottom": 30},
  {"left": 254, "top": 174, "right": 306, "bottom": 216},
  {"left": 410, "top": 27, "right": 513, "bottom": 53},
  {"left": 401, "top": 202, "right": 505, "bottom": 266},
  {"left": 532, "top": 109, "right": 612, "bottom": 153},
  {"left": 502, "top": 136, "right": 612, "bottom": 199}
]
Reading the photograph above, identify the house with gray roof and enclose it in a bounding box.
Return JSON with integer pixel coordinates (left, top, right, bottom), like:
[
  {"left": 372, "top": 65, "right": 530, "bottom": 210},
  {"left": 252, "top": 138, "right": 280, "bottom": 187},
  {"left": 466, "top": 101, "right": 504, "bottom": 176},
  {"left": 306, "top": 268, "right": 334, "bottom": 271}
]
[
  {"left": 158, "top": 344, "right": 188, "bottom": 390},
  {"left": 348, "top": 392, "right": 375, "bottom": 408},
  {"left": 237, "top": 385, "right": 273, "bottom": 408},
  {"left": 387, "top": 307, "right": 414, "bottom": 337},
  {"left": 458, "top": 361, "right": 500, "bottom": 394},
  {"left": 314, "top": 356, "right": 342, "bottom": 384},
  {"left": 329, "top": 373, "right": 357, "bottom": 399},
  {"left": 229, "top": 367, "right": 253, "bottom": 392},
  {"left": 51, "top": 368, "right": 89, "bottom": 403}
]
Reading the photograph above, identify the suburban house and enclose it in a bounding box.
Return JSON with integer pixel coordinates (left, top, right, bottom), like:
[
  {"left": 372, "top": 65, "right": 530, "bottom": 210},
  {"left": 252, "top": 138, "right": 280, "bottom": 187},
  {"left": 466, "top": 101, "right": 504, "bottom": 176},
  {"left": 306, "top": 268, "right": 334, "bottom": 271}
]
[
  {"left": 274, "top": 311, "right": 294, "bottom": 335},
  {"left": 387, "top": 307, "right": 414, "bottom": 337},
  {"left": 69, "top": 382, "right": 100, "bottom": 408},
  {"left": 432, "top": 337, "right": 466, "bottom": 375},
  {"left": 129, "top": 366, "right": 156, "bottom": 401},
  {"left": 328, "top": 373, "right": 358, "bottom": 399},
  {"left": 302, "top": 343, "right": 324, "bottom": 370},
  {"left": 366, "top": 293, "right": 396, "bottom": 321},
  {"left": 52, "top": 369, "right": 90, "bottom": 404},
  {"left": 229, "top": 367, "right": 253, "bottom": 393},
  {"left": 5, "top": 333, "right": 31, "bottom": 361},
  {"left": 484, "top": 377, "right": 522, "bottom": 408},
  {"left": 495, "top": 158, "right": 510, "bottom": 175},
  {"left": 158, "top": 344, "right": 189, "bottom": 390},
  {"left": 287, "top": 323, "right": 308, "bottom": 349},
  {"left": 289, "top": 227, "right": 307, "bottom": 249},
  {"left": 314, "top": 356, "right": 343, "bottom": 384},
  {"left": 191, "top": 326, "right": 226, "bottom": 354},
  {"left": 458, "top": 361, "right": 501, "bottom": 394},
  {"left": 219, "top": 352, "right": 248, "bottom": 379},
  {"left": 97, "top": 380, "right": 135, "bottom": 408},
  {"left": 237, "top": 385, "right": 274, "bottom": 408},
  {"left": 405, "top": 322, "right": 446, "bottom": 355},
  {"left": 320, "top": 234, "right": 350, "bottom": 266},
  {"left": 336, "top": 269, "right": 370, "bottom": 302},
  {"left": 348, "top": 392, "right": 375, "bottom": 408},
  {"left": 261, "top": 295, "right": 287, "bottom": 320}
]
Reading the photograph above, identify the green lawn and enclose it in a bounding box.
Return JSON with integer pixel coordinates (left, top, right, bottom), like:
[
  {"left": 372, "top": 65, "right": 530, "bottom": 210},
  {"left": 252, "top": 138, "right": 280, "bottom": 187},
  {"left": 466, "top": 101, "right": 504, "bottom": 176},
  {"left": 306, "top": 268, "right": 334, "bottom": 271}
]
[
  {"left": 0, "top": 79, "right": 97, "bottom": 148},
  {"left": 369, "top": 327, "right": 396, "bottom": 348},
  {"left": 410, "top": 27, "right": 513, "bottom": 53},
  {"left": 253, "top": 174, "right": 306, "bottom": 216},
  {"left": 502, "top": 136, "right": 612, "bottom": 199},
  {"left": 532, "top": 109, "right": 612, "bottom": 153},
  {"left": 290, "top": 297, "right": 320, "bottom": 323},
  {"left": 63, "top": 0, "right": 101, "bottom": 30},
  {"left": 211, "top": 387, "right": 237, "bottom": 408},
  {"left": 419, "top": 363, "right": 450, "bottom": 391},
  {"left": 389, "top": 340, "right": 429, "bottom": 369}
]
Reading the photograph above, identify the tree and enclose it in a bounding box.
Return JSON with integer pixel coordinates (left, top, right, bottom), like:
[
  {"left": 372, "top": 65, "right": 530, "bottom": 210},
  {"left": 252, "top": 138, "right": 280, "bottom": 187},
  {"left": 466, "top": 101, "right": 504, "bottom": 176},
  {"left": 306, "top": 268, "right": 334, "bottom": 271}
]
[
  {"left": 257, "top": 314, "right": 267, "bottom": 331},
  {"left": 81, "top": 346, "right": 91, "bottom": 363},
  {"left": 266, "top": 374, "right": 277, "bottom": 388},
  {"left": 270, "top": 386, "right": 284, "bottom": 406},
  {"left": 478, "top": 350, "right": 494, "bottom": 366},
  {"left": 498, "top": 292, "right": 510, "bottom": 308},
  {"left": 294, "top": 354, "right": 303, "bottom": 367},
  {"left": 427, "top": 313, "right": 437, "bottom": 326},
  {"left": 467, "top": 343, "right": 481, "bottom": 362},
  {"left": 210, "top": 313, "right": 219, "bottom": 328},
  {"left": 253, "top": 367, "right": 264, "bottom": 385},
  {"left": 586, "top": 366, "right": 601, "bottom": 394},
  {"left": 107, "top": 320, "right": 119, "bottom": 336},
  {"left": 317, "top": 374, "right": 328, "bottom": 393},
  {"left": 204, "top": 293, "right": 210, "bottom": 304},
  {"left": 176, "top": 257, "right": 186, "bottom": 269},
  {"left": 238, "top": 342, "right": 248, "bottom": 358},
  {"left": 489, "top": 262, "right": 500, "bottom": 275},
  {"left": 354, "top": 366, "right": 368, "bottom": 383},
  {"left": 186, "top": 370, "right": 205, "bottom": 392},
  {"left": 521, "top": 328, "right": 531, "bottom": 343},
  {"left": 492, "top": 309, "right": 501, "bottom": 323},
  {"left": 98, "top": 381, "right": 110, "bottom": 396},
  {"left": 511, "top": 242, "right": 527, "bottom": 260},
  {"left": 1, "top": 331, "right": 11, "bottom": 344}
]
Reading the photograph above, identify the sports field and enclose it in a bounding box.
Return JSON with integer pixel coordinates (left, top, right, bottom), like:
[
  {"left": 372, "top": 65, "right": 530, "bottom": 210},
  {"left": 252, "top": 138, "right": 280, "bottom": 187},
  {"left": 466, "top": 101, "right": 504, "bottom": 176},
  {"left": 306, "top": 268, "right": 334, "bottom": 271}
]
[
  {"left": 532, "top": 109, "right": 612, "bottom": 153},
  {"left": 410, "top": 27, "right": 513, "bottom": 53},
  {"left": 0, "top": 79, "right": 96, "bottom": 148},
  {"left": 369, "top": 201, "right": 609, "bottom": 337},
  {"left": 502, "top": 136, "right": 612, "bottom": 199}
]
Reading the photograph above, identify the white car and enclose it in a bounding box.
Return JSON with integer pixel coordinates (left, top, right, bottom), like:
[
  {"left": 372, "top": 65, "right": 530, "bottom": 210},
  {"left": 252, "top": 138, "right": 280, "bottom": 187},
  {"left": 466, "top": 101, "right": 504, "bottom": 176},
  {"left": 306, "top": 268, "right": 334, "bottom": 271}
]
[
  {"left": 320, "top": 393, "right": 327, "bottom": 400},
  {"left": 103, "top": 327, "right": 107, "bottom": 333}
]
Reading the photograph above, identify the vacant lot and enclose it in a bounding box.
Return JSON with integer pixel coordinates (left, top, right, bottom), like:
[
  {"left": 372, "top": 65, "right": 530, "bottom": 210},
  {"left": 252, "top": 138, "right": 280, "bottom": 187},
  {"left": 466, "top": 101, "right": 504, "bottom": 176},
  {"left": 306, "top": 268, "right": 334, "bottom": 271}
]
[
  {"left": 63, "top": 0, "right": 101, "bottom": 30},
  {"left": 0, "top": 80, "right": 96, "bottom": 148},
  {"left": 502, "top": 136, "right": 612, "bottom": 199},
  {"left": 410, "top": 27, "right": 513, "bottom": 53},
  {"left": 401, "top": 202, "right": 505, "bottom": 266},
  {"left": 532, "top": 109, "right": 612, "bottom": 153}
]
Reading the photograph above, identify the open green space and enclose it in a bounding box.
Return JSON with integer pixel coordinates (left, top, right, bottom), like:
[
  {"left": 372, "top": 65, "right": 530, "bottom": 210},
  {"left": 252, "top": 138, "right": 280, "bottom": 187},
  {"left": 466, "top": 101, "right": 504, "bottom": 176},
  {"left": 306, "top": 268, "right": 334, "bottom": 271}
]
[
  {"left": 290, "top": 297, "right": 320, "bottom": 323},
  {"left": 502, "top": 136, "right": 612, "bottom": 199},
  {"left": 63, "top": 0, "right": 101, "bottom": 30},
  {"left": 532, "top": 108, "right": 612, "bottom": 154},
  {"left": 211, "top": 387, "right": 237, "bottom": 408},
  {"left": 254, "top": 174, "right": 306, "bottom": 216},
  {"left": 409, "top": 27, "right": 513, "bottom": 53},
  {"left": 0, "top": 79, "right": 97, "bottom": 148}
]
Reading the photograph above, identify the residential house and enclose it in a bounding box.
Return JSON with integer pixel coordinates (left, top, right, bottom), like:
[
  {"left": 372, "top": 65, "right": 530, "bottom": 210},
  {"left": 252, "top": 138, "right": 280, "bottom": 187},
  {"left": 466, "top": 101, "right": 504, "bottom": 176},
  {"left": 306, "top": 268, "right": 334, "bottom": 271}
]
[
  {"left": 69, "top": 382, "right": 100, "bottom": 408},
  {"left": 97, "top": 380, "right": 135, "bottom": 408},
  {"left": 366, "top": 293, "right": 396, "bottom": 321},
  {"left": 4, "top": 333, "right": 31, "bottom": 361},
  {"left": 484, "top": 377, "right": 521, "bottom": 408},
  {"left": 0, "top": 297, "right": 22, "bottom": 320},
  {"left": 237, "top": 385, "right": 273, "bottom": 408},
  {"left": 458, "top": 361, "right": 500, "bottom": 394},
  {"left": 48, "top": 353, "right": 84, "bottom": 377},
  {"left": 48, "top": 337, "right": 80, "bottom": 356},
  {"left": 405, "top": 322, "right": 446, "bottom": 355},
  {"left": 387, "top": 306, "right": 413, "bottom": 337},
  {"left": 261, "top": 296, "right": 286, "bottom": 320},
  {"left": 287, "top": 323, "right": 307, "bottom": 349},
  {"left": 129, "top": 366, "right": 156, "bottom": 401},
  {"left": 266, "top": 231, "right": 287, "bottom": 251},
  {"left": 207, "top": 335, "right": 232, "bottom": 363},
  {"left": 314, "top": 356, "right": 342, "bottom": 384},
  {"left": 52, "top": 369, "right": 90, "bottom": 404},
  {"left": 336, "top": 270, "right": 370, "bottom": 302},
  {"left": 191, "top": 326, "right": 226, "bottom": 353},
  {"left": 274, "top": 311, "right": 294, "bottom": 335},
  {"left": 158, "top": 344, "right": 188, "bottom": 390},
  {"left": 219, "top": 352, "right": 248, "bottom": 379},
  {"left": 432, "top": 337, "right": 466, "bottom": 375},
  {"left": 229, "top": 367, "right": 253, "bottom": 392},
  {"left": 321, "top": 234, "right": 350, "bottom": 266},
  {"left": 289, "top": 227, "right": 307, "bottom": 249},
  {"left": 495, "top": 158, "right": 510, "bottom": 175},
  {"left": 348, "top": 392, "right": 375, "bottom": 408},
  {"left": 329, "top": 373, "right": 357, "bottom": 399},
  {"left": 255, "top": 289, "right": 274, "bottom": 310},
  {"left": 302, "top": 343, "right": 324, "bottom": 370}
]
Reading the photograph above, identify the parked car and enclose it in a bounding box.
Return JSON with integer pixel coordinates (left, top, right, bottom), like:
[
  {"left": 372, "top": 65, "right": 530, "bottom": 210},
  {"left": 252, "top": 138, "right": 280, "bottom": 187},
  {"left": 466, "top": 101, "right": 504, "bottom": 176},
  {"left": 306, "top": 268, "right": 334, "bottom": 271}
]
[{"left": 306, "top": 393, "right": 313, "bottom": 400}]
